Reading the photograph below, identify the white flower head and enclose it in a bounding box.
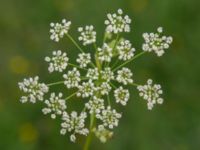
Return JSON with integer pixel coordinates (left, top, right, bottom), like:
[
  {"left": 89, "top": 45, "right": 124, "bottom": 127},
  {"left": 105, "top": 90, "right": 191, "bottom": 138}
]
[
  {"left": 114, "top": 86, "right": 130, "bottom": 106},
  {"left": 97, "top": 106, "right": 122, "bottom": 129},
  {"left": 137, "top": 79, "right": 164, "bottom": 110},
  {"left": 45, "top": 50, "right": 69, "bottom": 73},
  {"left": 85, "top": 96, "right": 105, "bottom": 115},
  {"left": 105, "top": 9, "right": 131, "bottom": 34},
  {"left": 116, "top": 67, "right": 133, "bottom": 85},
  {"left": 78, "top": 25, "right": 96, "bottom": 45},
  {"left": 77, "top": 80, "right": 96, "bottom": 98},
  {"left": 76, "top": 53, "right": 91, "bottom": 68},
  {"left": 86, "top": 68, "right": 99, "bottom": 80},
  {"left": 18, "top": 76, "right": 49, "bottom": 103},
  {"left": 101, "top": 67, "right": 114, "bottom": 82},
  {"left": 42, "top": 92, "right": 66, "bottom": 119},
  {"left": 63, "top": 68, "right": 81, "bottom": 88},
  {"left": 97, "top": 43, "right": 113, "bottom": 62},
  {"left": 50, "top": 19, "right": 71, "bottom": 42},
  {"left": 98, "top": 82, "right": 112, "bottom": 96},
  {"left": 117, "top": 40, "right": 135, "bottom": 61},
  {"left": 93, "top": 125, "right": 113, "bottom": 143},
  {"left": 60, "top": 111, "right": 89, "bottom": 142},
  {"left": 142, "top": 27, "right": 173, "bottom": 56}
]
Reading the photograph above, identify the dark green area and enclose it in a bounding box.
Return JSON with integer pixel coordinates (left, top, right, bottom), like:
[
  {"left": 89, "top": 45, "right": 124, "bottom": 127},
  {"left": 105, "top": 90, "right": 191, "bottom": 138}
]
[{"left": 0, "top": 0, "right": 199, "bottom": 150}]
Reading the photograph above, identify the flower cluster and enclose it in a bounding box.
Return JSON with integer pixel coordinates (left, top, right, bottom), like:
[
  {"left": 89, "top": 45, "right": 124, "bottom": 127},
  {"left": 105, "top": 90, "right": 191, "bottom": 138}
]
[
  {"left": 142, "top": 27, "right": 173, "bottom": 56},
  {"left": 137, "top": 79, "right": 164, "bottom": 110},
  {"left": 78, "top": 25, "right": 96, "bottom": 45},
  {"left": 50, "top": 19, "right": 71, "bottom": 42},
  {"left": 19, "top": 8, "right": 172, "bottom": 145}
]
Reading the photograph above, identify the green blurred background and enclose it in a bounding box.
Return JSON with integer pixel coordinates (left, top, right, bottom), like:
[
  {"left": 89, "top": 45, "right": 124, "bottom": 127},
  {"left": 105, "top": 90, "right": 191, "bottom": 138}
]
[{"left": 0, "top": 0, "right": 200, "bottom": 150}]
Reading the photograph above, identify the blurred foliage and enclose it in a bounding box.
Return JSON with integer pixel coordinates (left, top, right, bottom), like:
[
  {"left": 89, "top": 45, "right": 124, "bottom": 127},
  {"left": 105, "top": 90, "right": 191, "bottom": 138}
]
[{"left": 0, "top": 0, "right": 200, "bottom": 150}]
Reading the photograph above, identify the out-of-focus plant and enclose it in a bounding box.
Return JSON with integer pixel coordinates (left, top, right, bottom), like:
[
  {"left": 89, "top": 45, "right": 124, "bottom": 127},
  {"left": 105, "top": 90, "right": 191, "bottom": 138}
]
[{"left": 18, "top": 9, "right": 173, "bottom": 150}]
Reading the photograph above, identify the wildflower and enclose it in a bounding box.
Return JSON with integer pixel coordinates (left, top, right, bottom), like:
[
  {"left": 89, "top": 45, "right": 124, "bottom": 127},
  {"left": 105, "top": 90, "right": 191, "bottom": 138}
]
[
  {"left": 101, "top": 67, "right": 114, "bottom": 82},
  {"left": 76, "top": 53, "right": 91, "bottom": 68},
  {"left": 98, "top": 82, "right": 112, "bottom": 96},
  {"left": 142, "top": 27, "right": 173, "bottom": 56},
  {"left": 117, "top": 40, "right": 135, "bottom": 60},
  {"left": 18, "top": 76, "right": 48, "bottom": 103},
  {"left": 85, "top": 96, "right": 105, "bottom": 115},
  {"left": 97, "top": 43, "right": 113, "bottom": 62},
  {"left": 42, "top": 93, "right": 66, "bottom": 119},
  {"left": 45, "top": 50, "right": 69, "bottom": 73},
  {"left": 60, "top": 111, "right": 89, "bottom": 142},
  {"left": 97, "top": 106, "right": 121, "bottom": 129},
  {"left": 78, "top": 25, "right": 96, "bottom": 45},
  {"left": 114, "top": 86, "right": 130, "bottom": 106},
  {"left": 86, "top": 68, "right": 99, "bottom": 80},
  {"left": 105, "top": 9, "right": 131, "bottom": 33},
  {"left": 50, "top": 19, "right": 71, "bottom": 42},
  {"left": 137, "top": 79, "right": 164, "bottom": 110},
  {"left": 63, "top": 68, "right": 81, "bottom": 88},
  {"left": 116, "top": 67, "right": 133, "bottom": 85},
  {"left": 93, "top": 125, "right": 113, "bottom": 143},
  {"left": 77, "top": 80, "right": 95, "bottom": 98}
]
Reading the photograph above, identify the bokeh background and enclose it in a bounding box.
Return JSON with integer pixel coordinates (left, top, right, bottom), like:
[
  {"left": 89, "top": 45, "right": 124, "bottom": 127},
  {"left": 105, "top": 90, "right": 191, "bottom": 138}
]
[{"left": 0, "top": 0, "right": 200, "bottom": 150}]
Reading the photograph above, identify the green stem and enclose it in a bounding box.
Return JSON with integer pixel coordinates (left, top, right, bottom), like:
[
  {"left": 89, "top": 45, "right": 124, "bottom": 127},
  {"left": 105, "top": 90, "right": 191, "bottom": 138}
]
[
  {"left": 47, "top": 81, "right": 64, "bottom": 86},
  {"left": 112, "top": 51, "right": 146, "bottom": 72},
  {"left": 65, "top": 91, "right": 77, "bottom": 100},
  {"left": 83, "top": 113, "right": 95, "bottom": 150},
  {"left": 67, "top": 34, "right": 84, "bottom": 53}
]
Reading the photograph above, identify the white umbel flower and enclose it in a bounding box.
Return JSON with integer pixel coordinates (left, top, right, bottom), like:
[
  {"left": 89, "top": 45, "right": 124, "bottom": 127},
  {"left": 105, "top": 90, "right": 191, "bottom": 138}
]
[
  {"left": 85, "top": 96, "right": 105, "bottom": 115},
  {"left": 137, "top": 79, "right": 164, "bottom": 110},
  {"left": 97, "top": 43, "right": 113, "bottom": 62},
  {"left": 42, "top": 93, "right": 66, "bottom": 119},
  {"left": 18, "top": 76, "right": 49, "bottom": 103},
  {"left": 100, "top": 67, "right": 114, "bottom": 82},
  {"left": 105, "top": 9, "right": 131, "bottom": 34},
  {"left": 86, "top": 68, "right": 99, "bottom": 80},
  {"left": 63, "top": 68, "right": 81, "bottom": 88},
  {"left": 114, "top": 86, "right": 130, "bottom": 106},
  {"left": 60, "top": 111, "right": 89, "bottom": 142},
  {"left": 78, "top": 25, "right": 96, "bottom": 45},
  {"left": 50, "top": 19, "right": 71, "bottom": 42},
  {"left": 142, "top": 27, "right": 173, "bottom": 56},
  {"left": 116, "top": 67, "right": 133, "bottom": 85},
  {"left": 76, "top": 53, "right": 91, "bottom": 68},
  {"left": 45, "top": 50, "right": 69, "bottom": 73},
  {"left": 93, "top": 125, "right": 113, "bottom": 143},
  {"left": 117, "top": 40, "right": 135, "bottom": 60},
  {"left": 97, "top": 106, "right": 121, "bottom": 129},
  {"left": 98, "top": 82, "right": 112, "bottom": 96},
  {"left": 77, "top": 80, "right": 95, "bottom": 98}
]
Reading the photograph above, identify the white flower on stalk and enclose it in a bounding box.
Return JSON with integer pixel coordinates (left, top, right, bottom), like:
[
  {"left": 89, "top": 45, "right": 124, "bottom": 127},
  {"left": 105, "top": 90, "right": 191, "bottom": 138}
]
[
  {"left": 114, "top": 86, "right": 130, "bottom": 106},
  {"left": 50, "top": 19, "right": 71, "bottom": 42},
  {"left": 137, "top": 79, "right": 164, "bottom": 110},
  {"left": 77, "top": 80, "right": 95, "bottom": 98},
  {"left": 63, "top": 68, "right": 81, "bottom": 88},
  {"left": 42, "top": 93, "right": 66, "bottom": 119},
  {"left": 93, "top": 125, "right": 113, "bottom": 143},
  {"left": 97, "top": 43, "right": 113, "bottom": 62},
  {"left": 76, "top": 53, "right": 91, "bottom": 68},
  {"left": 100, "top": 67, "right": 114, "bottom": 82},
  {"left": 86, "top": 68, "right": 99, "bottom": 80},
  {"left": 116, "top": 67, "right": 133, "bottom": 85},
  {"left": 97, "top": 106, "right": 121, "bottom": 129},
  {"left": 85, "top": 96, "right": 105, "bottom": 115},
  {"left": 18, "top": 76, "right": 49, "bottom": 103},
  {"left": 98, "top": 82, "right": 112, "bottom": 96},
  {"left": 60, "top": 111, "right": 89, "bottom": 142},
  {"left": 105, "top": 9, "right": 131, "bottom": 33},
  {"left": 117, "top": 40, "right": 135, "bottom": 60},
  {"left": 45, "top": 50, "right": 69, "bottom": 73},
  {"left": 142, "top": 27, "right": 173, "bottom": 56},
  {"left": 78, "top": 25, "right": 96, "bottom": 45}
]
